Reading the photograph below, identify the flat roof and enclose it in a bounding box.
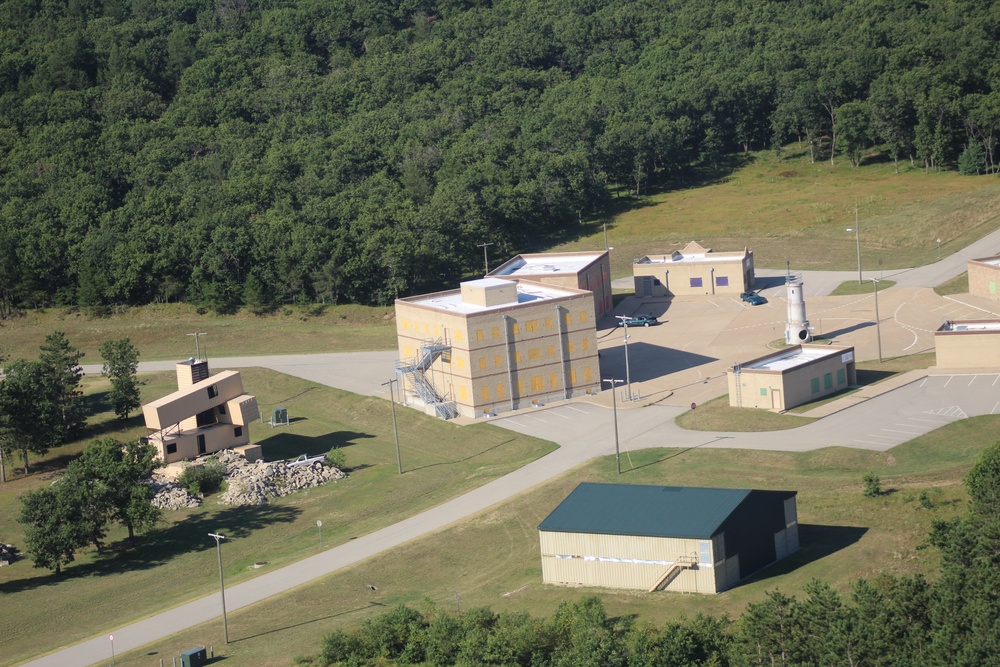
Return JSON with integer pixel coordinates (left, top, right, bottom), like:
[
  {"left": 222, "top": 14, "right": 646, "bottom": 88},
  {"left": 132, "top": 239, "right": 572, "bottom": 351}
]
[
  {"left": 636, "top": 252, "right": 745, "bottom": 265},
  {"left": 490, "top": 252, "right": 605, "bottom": 277},
  {"left": 538, "top": 483, "right": 754, "bottom": 539},
  {"left": 938, "top": 319, "right": 1000, "bottom": 332},
  {"left": 399, "top": 280, "right": 586, "bottom": 315},
  {"left": 972, "top": 256, "right": 1000, "bottom": 267},
  {"left": 740, "top": 345, "right": 853, "bottom": 372}
]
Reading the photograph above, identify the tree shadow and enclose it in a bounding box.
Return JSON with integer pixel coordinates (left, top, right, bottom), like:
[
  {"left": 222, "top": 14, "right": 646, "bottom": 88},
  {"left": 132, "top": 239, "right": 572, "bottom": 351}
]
[
  {"left": 260, "top": 431, "right": 375, "bottom": 460},
  {"left": 729, "top": 524, "right": 869, "bottom": 589},
  {"left": 0, "top": 503, "right": 300, "bottom": 594},
  {"left": 81, "top": 414, "right": 146, "bottom": 440}
]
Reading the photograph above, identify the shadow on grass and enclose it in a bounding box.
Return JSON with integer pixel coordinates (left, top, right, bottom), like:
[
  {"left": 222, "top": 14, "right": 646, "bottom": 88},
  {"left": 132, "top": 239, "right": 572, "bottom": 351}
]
[
  {"left": 0, "top": 503, "right": 300, "bottom": 594},
  {"left": 260, "top": 431, "right": 375, "bottom": 460},
  {"left": 625, "top": 436, "right": 735, "bottom": 473},
  {"left": 733, "top": 524, "right": 869, "bottom": 589},
  {"left": 234, "top": 601, "right": 384, "bottom": 643},
  {"left": 405, "top": 437, "right": 521, "bottom": 473}
]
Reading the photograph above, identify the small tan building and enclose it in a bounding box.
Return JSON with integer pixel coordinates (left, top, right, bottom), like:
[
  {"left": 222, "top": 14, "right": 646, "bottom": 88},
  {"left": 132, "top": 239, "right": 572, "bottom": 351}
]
[
  {"left": 633, "top": 241, "right": 754, "bottom": 297},
  {"left": 935, "top": 319, "right": 1000, "bottom": 368},
  {"left": 395, "top": 277, "right": 600, "bottom": 419},
  {"left": 968, "top": 256, "right": 1000, "bottom": 299},
  {"left": 728, "top": 345, "right": 856, "bottom": 411},
  {"left": 488, "top": 251, "right": 613, "bottom": 319},
  {"left": 142, "top": 359, "right": 260, "bottom": 463},
  {"left": 538, "top": 483, "right": 799, "bottom": 594}
]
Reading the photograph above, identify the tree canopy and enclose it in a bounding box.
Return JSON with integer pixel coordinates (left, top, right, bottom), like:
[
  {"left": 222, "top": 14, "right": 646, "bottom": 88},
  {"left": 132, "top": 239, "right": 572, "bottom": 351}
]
[{"left": 2, "top": 0, "right": 999, "bottom": 311}]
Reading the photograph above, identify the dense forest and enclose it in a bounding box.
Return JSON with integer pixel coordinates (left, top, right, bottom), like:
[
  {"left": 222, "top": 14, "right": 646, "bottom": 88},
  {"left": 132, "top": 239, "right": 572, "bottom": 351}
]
[
  {"left": 316, "top": 441, "right": 1000, "bottom": 666},
  {"left": 1, "top": 0, "right": 999, "bottom": 312}
]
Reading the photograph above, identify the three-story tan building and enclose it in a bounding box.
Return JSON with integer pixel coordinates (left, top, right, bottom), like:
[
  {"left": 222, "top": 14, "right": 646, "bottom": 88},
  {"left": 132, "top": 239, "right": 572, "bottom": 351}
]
[{"left": 395, "top": 277, "right": 600, "bottom": 419}]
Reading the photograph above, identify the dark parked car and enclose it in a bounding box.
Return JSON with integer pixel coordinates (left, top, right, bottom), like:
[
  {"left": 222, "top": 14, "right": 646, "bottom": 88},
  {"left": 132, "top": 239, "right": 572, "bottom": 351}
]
[
  {"left": 618, "top": 314, "right": 659, "bottom": 327},
  {"left": 741, "top": 291, "right": 766, "bottom": 305}
]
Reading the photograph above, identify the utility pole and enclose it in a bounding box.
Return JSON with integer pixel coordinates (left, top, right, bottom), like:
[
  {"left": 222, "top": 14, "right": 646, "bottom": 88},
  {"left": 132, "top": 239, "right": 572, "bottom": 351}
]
[
  {"left": 477, "top": 242, "right": 494, "bottom": 276},
  {"left": 614, "top": 316, "right": 634, "bottom": 400},
  {"left": 382, "top": 379, "right": 402, "bottom": 474},
  {"left": 872, "top": 278, "right": 882, "bottom": 363},
  {"left": 846, "top": 205, "right": 862, "bottom": 285},
  {"left": 208, "top": 532, "right": 229, "bottom": 644},
  {"left": 602, "top": 379, "right": 624, "bottom": 474},
  {"left": 603, "top": 223, "right": 609, "bottom": 251},
  {"left": 187, "top": 332, "right": 208, "bottom": 360}
]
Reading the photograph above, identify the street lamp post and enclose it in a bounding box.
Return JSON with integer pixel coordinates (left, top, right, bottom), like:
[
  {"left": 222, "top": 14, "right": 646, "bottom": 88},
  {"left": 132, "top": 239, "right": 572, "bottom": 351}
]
[
  {"left": 208, "top": 532, "right": 229, "bottom": 644},
  {"left": 614, "top": 316, "right": 634, "bottom": 400},
  {"left": 937, "top": 237, "right": 941, "bottom": 260},
  {"left": 477, "top": 242, "right": 494, "bottom": 276},
  {"left": 872, "top": 278, "right": 882, "bottom": 363},
  {"left": 382, "top": 379, "right": 402, "bottom": 474},
  {"left": 847, "top": 206, "right": 861, "bottom": 285},
  {"left": 602, "top": 378, "right": 624, "bottom": 474}
]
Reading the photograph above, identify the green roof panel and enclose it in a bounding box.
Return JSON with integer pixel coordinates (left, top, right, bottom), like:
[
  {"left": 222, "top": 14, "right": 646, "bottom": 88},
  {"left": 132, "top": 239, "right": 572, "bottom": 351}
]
[{"left": 538, "top": 483, "right": 753, "bottom": 539}]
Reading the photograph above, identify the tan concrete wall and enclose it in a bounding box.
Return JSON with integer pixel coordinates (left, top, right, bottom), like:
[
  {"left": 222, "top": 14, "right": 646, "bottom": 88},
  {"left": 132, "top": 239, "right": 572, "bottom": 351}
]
[
  {"left": 936, "top": 329, "right": 1000, "bottom": 367},
  {"left": 151, "top": 421, "right": 251, "bottom": 464},
  {"left": 396, "top": 291, "right": 600, "bottom": 418},
  {"left": 633, "top": 255, "right": 751, "bottom": 297},
  {"left": 728, "top": 349, "right": 856, "bottom": 410},
  {"left": 539, "top": 531, "right": 720, "bottom": 593},
  {"left": 968, "top": 259, "right": 1000, "bottom": 300},
  {"left": 143, "top": 371, "right": 246, "bottom": 429}
]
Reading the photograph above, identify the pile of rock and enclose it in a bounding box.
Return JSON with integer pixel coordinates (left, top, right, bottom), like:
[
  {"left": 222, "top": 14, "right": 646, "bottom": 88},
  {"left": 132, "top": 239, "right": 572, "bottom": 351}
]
[
  {"left": 148, "top": 450, "right": 347, "bottom": 509},
  {"left": 216, "top": 450, "right": 347, "bottom": 506},
  {"left": 149, "top": 477, "right": 202, "bottom": 510}
]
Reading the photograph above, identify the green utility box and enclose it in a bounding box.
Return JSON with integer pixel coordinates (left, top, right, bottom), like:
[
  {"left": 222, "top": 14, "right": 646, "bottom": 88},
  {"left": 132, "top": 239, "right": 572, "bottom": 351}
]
[{"left": 180, "top": 646, "right": 207, "bottom": 667}]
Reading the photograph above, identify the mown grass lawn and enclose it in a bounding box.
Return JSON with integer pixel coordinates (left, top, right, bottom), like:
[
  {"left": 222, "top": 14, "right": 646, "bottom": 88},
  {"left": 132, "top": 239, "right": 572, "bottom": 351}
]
[
  {"left": 552, "top": 146, "right": 1000, "bottom": 280},
  {"left": 0, "top": 370, "right": 555, "bottom": 667},
  {"left": 104, "top": 414, "right": 997, "bottom": 667}
]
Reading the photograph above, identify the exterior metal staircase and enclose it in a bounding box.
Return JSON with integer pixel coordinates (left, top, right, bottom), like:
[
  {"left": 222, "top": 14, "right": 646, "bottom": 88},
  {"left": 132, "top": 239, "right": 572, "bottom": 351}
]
[
  {"left": 396, "top": 338, "right": 458, "bottom": 419},
  {"left": 648, "top": 554, "right": 698, "bottom": 592}
]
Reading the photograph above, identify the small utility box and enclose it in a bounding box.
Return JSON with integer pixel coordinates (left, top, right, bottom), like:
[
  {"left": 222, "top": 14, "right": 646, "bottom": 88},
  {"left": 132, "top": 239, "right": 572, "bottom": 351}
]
[
  {"left": 180, "top": 646, "right": 208, "bottom": 667},
  {"left": 271, "top": 406, "right": 289, "bottom": 428}
]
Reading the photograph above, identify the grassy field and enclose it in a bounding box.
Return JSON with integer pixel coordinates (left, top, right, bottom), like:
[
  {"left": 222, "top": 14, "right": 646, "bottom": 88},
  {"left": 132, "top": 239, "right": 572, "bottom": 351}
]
[
  {"left": 552, "top": 147, "right": 1000, "bottom": 279},
  {"left": 0, "top": 302, "right": 397, "bottom": 364},
  {"left": 830, "top": 279, "right": 896, "bottom": 296},
  {"left": 0, "top": 370, "right": 556, "bottom": 667},
  {"left": 935, "top": 272, "right": 970, "bottom": 296},
  {"left": 101, "top": 414, "right": 997, "bottom": 667}
]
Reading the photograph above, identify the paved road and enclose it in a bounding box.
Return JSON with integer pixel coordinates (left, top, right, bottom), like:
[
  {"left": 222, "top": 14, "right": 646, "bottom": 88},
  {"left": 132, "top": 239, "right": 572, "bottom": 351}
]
[{"left": 24, "top": 227, "right": 1000, "bottom": 666}]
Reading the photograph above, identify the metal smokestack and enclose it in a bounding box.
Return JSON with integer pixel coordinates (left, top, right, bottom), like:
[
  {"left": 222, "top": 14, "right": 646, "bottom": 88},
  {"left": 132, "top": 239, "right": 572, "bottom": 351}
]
[{"left": 785, "top": 276, "right": 811, "bottom": 344}]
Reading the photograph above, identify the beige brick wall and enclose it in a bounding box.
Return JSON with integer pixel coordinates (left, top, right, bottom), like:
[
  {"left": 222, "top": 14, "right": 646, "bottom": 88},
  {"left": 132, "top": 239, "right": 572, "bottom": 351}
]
[
  {"left": 968, "top": 259, "right": 1000, "bottom": 300},
  {"left": 634, "top": 255, "right": 751, "bottom": 297},
  {"left": 728, "top": 348, "right": 856, "bottom": 410},
  {"left": 395, "top": 292, "right": 600, "bottom": 418},
  {"left": 936, "top": 329, "right": 1000, "bottom": 367}
]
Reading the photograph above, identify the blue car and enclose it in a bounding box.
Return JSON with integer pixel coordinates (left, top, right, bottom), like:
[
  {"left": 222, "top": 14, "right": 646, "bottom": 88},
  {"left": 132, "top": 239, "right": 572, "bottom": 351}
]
[
  {"left": 741, "top": 291, "right": 766, "bottom": 305},
  {"left": 618, "top": 314, "right": 659, "bottom": 327}
]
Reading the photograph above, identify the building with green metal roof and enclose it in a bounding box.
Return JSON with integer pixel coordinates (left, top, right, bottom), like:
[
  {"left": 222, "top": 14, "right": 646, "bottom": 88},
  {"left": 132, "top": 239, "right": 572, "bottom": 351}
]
[{"left": 538, "top": 483, "right": 798, "bottom": 594}]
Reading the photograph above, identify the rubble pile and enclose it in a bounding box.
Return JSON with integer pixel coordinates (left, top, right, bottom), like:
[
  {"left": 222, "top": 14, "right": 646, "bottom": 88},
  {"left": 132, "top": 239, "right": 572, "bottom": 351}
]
[
  {"left": 215, "top": 450, "right": 347, "bottom": 507},
  {"left": 149, "top": 478, "right": 202, "bottom": 510}
]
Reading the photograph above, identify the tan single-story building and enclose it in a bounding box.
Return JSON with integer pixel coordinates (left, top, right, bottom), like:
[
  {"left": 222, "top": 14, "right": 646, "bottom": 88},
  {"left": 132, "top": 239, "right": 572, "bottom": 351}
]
[
  {"left": 538, "top": 483, "right": 799, "bottom": 594},
  {"left": 142, "top": 359, "right": 260, "bottom": 463},
  {"left": 968, "top": 256, "right": 1000, "bottom": 299},
  {"left": 488, "top": 250, "right": 613, "bottom": 319},
  {"left": 395, "top": 277, "right": 600, "bottom": 419},
  {"left": 728, "top": 345, "right": 857, "bottom": 411},
  {"left": 633, "top": 241, "right": 754, "bottom": 297},
  {"left": 935, "top": 319, "right": 1000, "bottom": 368}
]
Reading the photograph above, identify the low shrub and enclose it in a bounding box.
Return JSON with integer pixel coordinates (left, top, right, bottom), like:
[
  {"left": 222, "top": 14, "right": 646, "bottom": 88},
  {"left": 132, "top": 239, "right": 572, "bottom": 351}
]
[{"left": 177, "top": 458, "right": 227, "bottom": 496}]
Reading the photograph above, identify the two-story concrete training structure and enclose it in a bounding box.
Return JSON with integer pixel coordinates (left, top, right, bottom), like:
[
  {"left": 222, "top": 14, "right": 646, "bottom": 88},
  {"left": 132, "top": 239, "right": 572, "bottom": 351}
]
[{"left": 633, "top": 241, "right": 754, "bottom": 297}]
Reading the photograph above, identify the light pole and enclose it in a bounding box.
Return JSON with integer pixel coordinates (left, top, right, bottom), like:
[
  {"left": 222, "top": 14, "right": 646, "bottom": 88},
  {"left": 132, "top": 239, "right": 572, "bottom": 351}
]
[
  {"left": 382, "top": 378, "right": 402, "bottom": 474},
  {"left": 477, "top": 242, "right": 494, "bottom": 276},
  {"left": 603, "top": 223, "right": 609, "bottom": 251},
  {"left": 187, "top": 332, "right": 208, "bottom": 360},
  {"left": 208, "top": 532, "right": 229, "bottom": 644},
  {"left": 614, "top": 316, "right": 634, "bottom": 400},
  {"left": 937, "top": 237, "right": 941, "bottom": 260},
  {"left": 872, "top": 278, "right": 882, "bottom": 363},
  {"left": 602, "top": 378, "right": 624, "bottom": 474},
  {"left": 847, "top": 206, "right": 861, "bottom": 285}
]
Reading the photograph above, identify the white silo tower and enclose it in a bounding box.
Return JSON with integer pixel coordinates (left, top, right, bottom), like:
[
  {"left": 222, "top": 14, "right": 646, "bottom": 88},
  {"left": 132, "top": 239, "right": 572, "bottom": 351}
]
[{"left": 785, "top": 276, "right": 812, "bottom": 344}]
